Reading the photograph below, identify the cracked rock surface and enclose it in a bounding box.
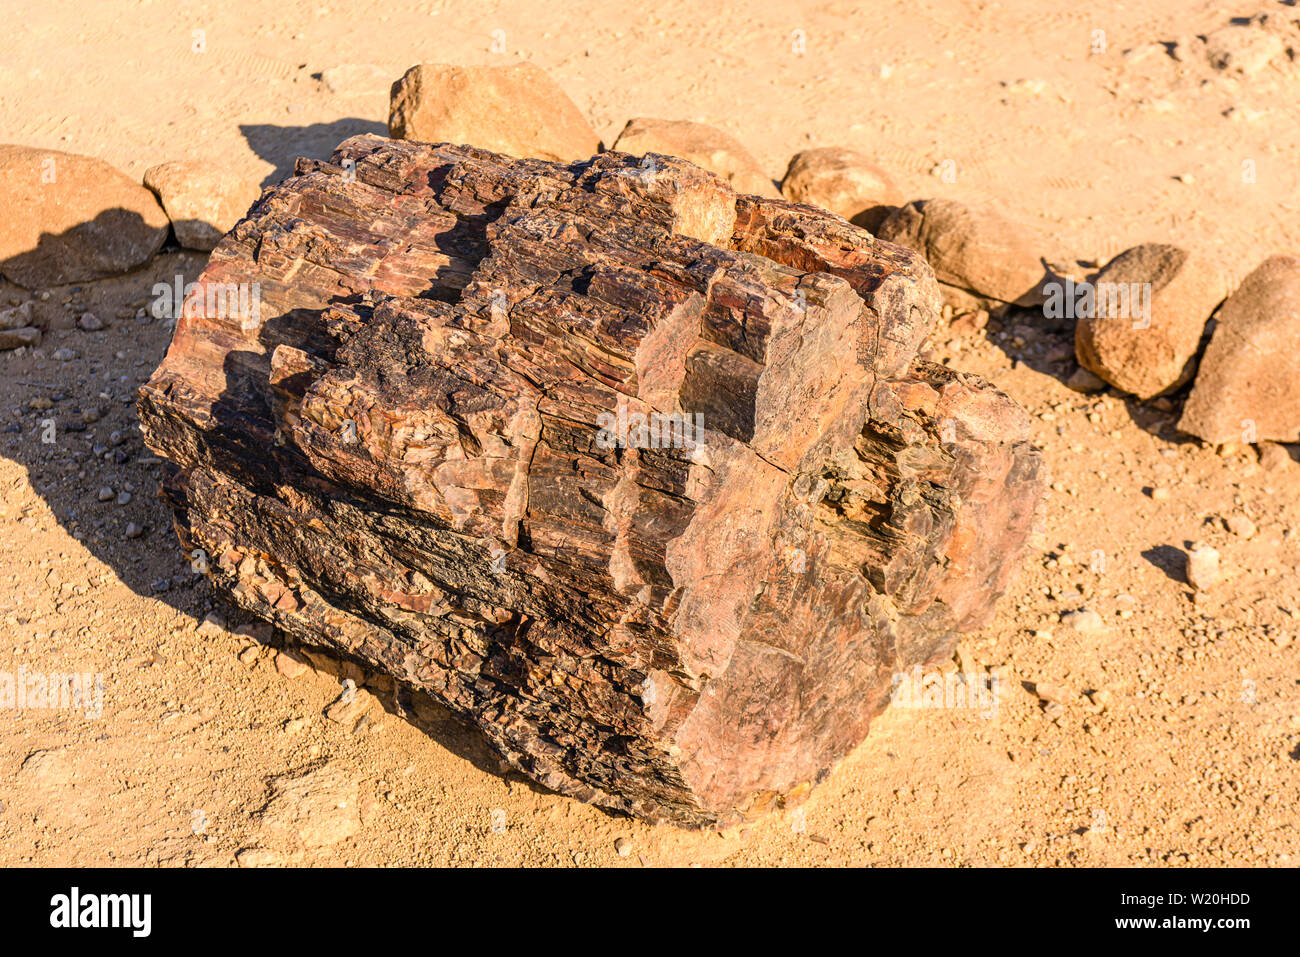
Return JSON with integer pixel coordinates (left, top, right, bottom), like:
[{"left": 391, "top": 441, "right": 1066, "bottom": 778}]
[{"left": 138, "top": 135, "right": 1044, "bottom": 826}]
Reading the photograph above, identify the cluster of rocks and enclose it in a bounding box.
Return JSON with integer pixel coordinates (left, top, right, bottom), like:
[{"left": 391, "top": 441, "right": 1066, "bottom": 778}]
[
  {"left": 383, "top": 59, "right": 1297, "bottom": 465},
  {"left": 0, "top": 145, "right": 258, "bottom": 352},
  {"left": 874, "top": 205, "right": 1298, "bottom": 461},
  {"left": 3, "top": 53, "right": 1293, "bottom": 469},
  {"left": 1064, "top": 245, "right": 1300, "bottom": 463}
]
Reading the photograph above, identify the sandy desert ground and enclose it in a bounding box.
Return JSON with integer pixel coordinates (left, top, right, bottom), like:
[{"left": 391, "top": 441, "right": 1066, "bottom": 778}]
[{"left": 0, "top": 0, "right": 1297, "bottom": 866}]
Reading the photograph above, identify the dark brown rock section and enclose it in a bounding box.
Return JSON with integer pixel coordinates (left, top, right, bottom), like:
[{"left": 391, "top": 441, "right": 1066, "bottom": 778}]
[{"left": 139, "top": 135, "right": 1044, "bottom": 826}]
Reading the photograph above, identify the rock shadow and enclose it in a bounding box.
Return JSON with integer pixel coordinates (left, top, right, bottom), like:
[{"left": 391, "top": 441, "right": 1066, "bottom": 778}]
[{"left": 240, "top": 119, "right": 389, "bottom": 187}]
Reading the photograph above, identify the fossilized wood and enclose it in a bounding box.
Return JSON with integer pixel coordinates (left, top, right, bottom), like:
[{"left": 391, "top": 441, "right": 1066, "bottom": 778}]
[{"left": 138, "top": 135, "right": 1044, "bottom": 826}]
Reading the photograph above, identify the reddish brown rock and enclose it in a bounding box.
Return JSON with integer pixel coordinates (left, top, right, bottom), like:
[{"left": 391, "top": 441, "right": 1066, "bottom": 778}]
[
  {"left": 876, "top": 198, "right": 1048, "bottom": 306},
  {"left": 0, "top": 145, "right": 169, "bottom": 287},
  {"left": 138, "top": 135, "right": 1044, "bottom": 827},
  {"left": 780, "top": 147, "right": 900, "bottom": 231},
  {"left": 1179, "top": 255, "right": 1300, "bottom": 444},
  {"left": 1073, "top": 244, "right": 1224, "bottom": 399},
  {"left": 612, "top": 117, "right": 779, "bottom": 198},
  {"left": 388, "top": 62, "right": 600, "bottom": 163}
]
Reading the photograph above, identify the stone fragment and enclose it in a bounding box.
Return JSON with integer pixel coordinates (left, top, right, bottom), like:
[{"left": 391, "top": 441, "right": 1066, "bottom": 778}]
[
  {"left": 0, "top": 300, "right": 33, "bottom": 330},
  {"left": 0, "top": 327, "right": 40, "bottom": 350},
  {"left": 1225, "top": 515, "right": 1256, "bottom": 539},
  {"left": 1179, "top": 256, "right": 1300, "bottom": 444},
  {"left": 780, "top": 146, "right": 900, "bottom": 229},
  {"left": 1065, "top": 366, "right": 1107, "bottom": 393},
  {"left": 256, "top": 764, "right": 360, "bottom": 850},
  {"left": 274, "top": 650, "right": 311, "bottom": 678},
  {"left": 18, "top": 749, "right": 74, "bottom": 785},
  {"left": 138, "top": 135, "right": 1046, "bottom": 827},
  {"left": 876, "top": 199, "right": 1047, "bottom": 305},
  {"left": 1186, "top": 545, "right": 1220, "bottom": 590},
  {"left": 1061, "top": 608, "right": 1104, "bottom": 633},
  {"left": 1074, "top": 244, "right": 1224, "bottom": 399},
  {"left": 144, "top": 160, "right": 260, "bottom": 251},
  {"left": 613, "top": 117, "right": 778, "bottom": 197},
  {"left": 0, "top": 145, "right": 168, "bottom": 286},
  {"left": 388, "top": 62, "right": 600, "bottom": 163},
  {"left": 1258, "top": 443, "right": 1294, "bottom": 472}
]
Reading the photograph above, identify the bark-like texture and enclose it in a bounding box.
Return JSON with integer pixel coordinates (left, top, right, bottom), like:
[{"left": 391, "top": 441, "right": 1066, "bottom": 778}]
[{"left": 138, "top": 135, "right": 1044, "bottom": 826}]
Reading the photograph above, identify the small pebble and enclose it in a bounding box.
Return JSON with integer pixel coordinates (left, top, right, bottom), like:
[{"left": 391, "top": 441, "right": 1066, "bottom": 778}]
[
  {"left": 96, "top": 486, "right": 114, "bottom": 502},
  {"left": 1061, "top": 608, "right": 1105, "bottom": 633},
  {"left": 1226, "top": 515, "right": 1256, "bottom": 539},
  {"left": 325, "top": 685, "right": 369, "bottom": 726},
  {"left": 1186, "top": 544, "right": 1220, "bottom": 590},
  {"left": 1065, "top": 367, "right": 1107, "bottom": 393},
  {"left": 1258, "top": 443, "right": 1293, "bottom": 472},
  {"left": 274, "top": 650, "right": 310, "bottom": 679},
  {"left": 1033, "top": 681, "right": 1072, "bottom": 705},
  {"left": 283, "top": 717, "right": 308, "bottom": 736},
  {"left": 124, "top": 521, "right": 144, "bottom": 539},
  {"left": 77, "top": 312, "right": 104, "bottom": 331},
  {"left": 197, "top": 612, "right": 228, "bottom": 636}
]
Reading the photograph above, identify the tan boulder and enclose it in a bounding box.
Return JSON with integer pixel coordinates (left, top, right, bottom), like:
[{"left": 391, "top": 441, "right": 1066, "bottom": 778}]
[
  {"left": 389, "top": 62, "right": 600, "bottom": 163},
  {"left": 144, "top": 160, "right": 260, "bottom": 251},
  {"left": 780, "top": 147, "right": 899, "bottom": 230},
  {"left": 1074, "top": 244, "right": 1224, "bottom": 399},
  {"left": 611, "top": 117, "right": 778, "bottom": 197},
  {"left": 1179, "top": 255, "right": 1300, "bottom": 443},
  {"left": 0, "top": 145, "right": 169, "bottom": 287},
  {"left": 876, "top": 199, "right": 1047, "bottom": 305}
]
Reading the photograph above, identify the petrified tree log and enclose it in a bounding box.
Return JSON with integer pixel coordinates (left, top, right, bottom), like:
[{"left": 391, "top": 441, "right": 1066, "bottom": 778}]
[{"left": 138, "top": 135, "right": 1044, "bottom": 827}]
